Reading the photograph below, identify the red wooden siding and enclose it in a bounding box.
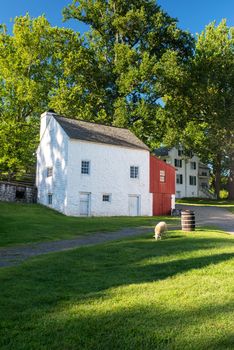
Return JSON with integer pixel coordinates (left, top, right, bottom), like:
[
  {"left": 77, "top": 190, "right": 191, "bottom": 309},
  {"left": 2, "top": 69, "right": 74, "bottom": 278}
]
[
  {"left": 152, "top": 193, "right": 172, "bottom": 216},
  {"left": 150, "top": 155, "right": 175, "bottom": 216}
]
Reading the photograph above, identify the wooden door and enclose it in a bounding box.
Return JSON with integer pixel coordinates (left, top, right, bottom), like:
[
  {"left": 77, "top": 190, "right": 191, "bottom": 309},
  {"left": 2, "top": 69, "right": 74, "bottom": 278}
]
[
  {"left": 128, "top": 195, "right": 140, "bottom": 216},
  {"left": 80, "top": 192, "right": 90, "bottom": 216}
]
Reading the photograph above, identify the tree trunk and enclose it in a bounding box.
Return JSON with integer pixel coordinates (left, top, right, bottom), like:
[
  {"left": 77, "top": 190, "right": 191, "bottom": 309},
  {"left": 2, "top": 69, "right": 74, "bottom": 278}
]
[
  {"left": 228, "top": 153, "right": 234, "bottom": 199},
  {"left": 214, "top": 155, "right": 222, "bottom": 199}
]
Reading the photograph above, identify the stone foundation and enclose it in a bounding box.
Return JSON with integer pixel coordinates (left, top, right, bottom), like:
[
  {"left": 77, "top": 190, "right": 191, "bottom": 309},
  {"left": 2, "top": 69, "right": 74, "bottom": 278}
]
[{"left": 0, "top": 181, "right": 37, "bottom": 203}]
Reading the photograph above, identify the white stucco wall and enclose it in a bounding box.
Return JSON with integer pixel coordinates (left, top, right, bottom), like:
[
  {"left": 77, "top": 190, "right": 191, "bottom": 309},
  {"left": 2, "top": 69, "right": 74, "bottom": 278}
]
[
  {"left": 66, "top": 139, "right": 152, "bottom": 216},
  {"left": 36, "top": 113, "right": 69, "bottom": 213}
]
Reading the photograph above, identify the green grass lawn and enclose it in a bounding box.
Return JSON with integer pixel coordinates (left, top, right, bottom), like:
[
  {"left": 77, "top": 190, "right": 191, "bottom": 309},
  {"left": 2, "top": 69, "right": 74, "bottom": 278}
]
[
  {"left": 0, "top": 228, "right": 234, "bottom": 349},
  {"left": 176, "top": 198, "right": 234, "bottom": 213},
  {"left": 0, "top": 201, "right": 178, "bottom": 247}
]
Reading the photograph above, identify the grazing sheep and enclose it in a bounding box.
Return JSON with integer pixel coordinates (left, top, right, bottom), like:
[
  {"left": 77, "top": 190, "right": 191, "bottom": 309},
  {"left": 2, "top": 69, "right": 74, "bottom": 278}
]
[{"left": 154, "top": 222, "right": 167, "bottom": 240}]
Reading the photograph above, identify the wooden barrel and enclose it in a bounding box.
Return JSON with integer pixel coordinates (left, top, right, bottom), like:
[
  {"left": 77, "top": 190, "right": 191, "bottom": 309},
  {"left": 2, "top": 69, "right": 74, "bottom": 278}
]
[{"left": 181, "top": 210, "right": 195, "bottom": 231}]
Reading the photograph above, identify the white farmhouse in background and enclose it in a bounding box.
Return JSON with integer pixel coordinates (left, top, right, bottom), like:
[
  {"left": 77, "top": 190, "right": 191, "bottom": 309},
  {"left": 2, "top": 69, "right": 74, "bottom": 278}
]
[
  {"left": 154, "top": 147, "right": 212, "bottom": 199},
  {"left": 36, "top": 111, "right": 153, "bottom": 216}
]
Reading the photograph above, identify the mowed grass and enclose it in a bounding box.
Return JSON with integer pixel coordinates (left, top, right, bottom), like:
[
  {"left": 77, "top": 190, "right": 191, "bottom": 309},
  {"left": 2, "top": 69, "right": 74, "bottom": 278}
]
[
  {"left": 0, "top": 201, "right": 178, "bottom": 247},
  {"left": 0, "top": 229, "right": 234, "bottom": 350},
  {"left": 176, "top": 198, "right": 234, "bottom": 213}
]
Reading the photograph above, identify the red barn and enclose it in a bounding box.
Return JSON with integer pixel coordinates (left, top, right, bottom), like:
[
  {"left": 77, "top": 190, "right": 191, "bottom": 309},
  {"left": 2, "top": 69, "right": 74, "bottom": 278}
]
[{"left": 150, "top": 155, "right": 175, "bottom": 216}]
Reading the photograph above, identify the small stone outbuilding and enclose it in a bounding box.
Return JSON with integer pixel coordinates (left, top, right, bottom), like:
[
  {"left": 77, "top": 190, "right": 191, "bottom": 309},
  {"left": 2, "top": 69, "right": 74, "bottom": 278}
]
[{"left": 0, "top": 181, "right": 37, "bottom": 203}]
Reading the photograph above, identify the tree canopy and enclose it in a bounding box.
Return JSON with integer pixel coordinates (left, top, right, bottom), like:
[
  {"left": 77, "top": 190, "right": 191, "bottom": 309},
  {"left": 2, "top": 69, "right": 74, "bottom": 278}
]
[
  {"left": 0, "top": 14, "right": 83, "bottom": 177},
  {"left": 59, "top": 0, "right": 194, "bottom": 145},
  {"left": 0, "top": 2, "right": 233, "bottom": 198},
  {"left": 158, "top": 20, "right": 234, "bottom": 197}
]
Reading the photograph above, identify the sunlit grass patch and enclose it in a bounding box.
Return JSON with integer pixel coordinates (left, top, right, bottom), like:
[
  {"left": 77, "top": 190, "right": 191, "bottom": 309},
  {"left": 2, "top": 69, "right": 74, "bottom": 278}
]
[
  {"left": 0, "top": 229, "right": 233, "bottom": 349},
  {"left": 0, "top": 201, "right": 178, "bottom": 247}
]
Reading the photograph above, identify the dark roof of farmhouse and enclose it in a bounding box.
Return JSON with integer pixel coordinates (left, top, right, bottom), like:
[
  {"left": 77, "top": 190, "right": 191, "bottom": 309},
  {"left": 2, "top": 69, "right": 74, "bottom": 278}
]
[
  {"left": 154, "top": 147, "right": 171, "bottom": 157},
  {"left": 53, "top": 114, "right": 149, "bottom": 151}
]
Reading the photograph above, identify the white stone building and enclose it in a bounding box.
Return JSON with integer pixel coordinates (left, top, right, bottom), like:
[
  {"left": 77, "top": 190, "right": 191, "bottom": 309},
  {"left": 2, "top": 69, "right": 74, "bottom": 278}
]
[
  {"left": 154, "top": 147, "right": 211, "bottom": 198},
  {"left": 36, "top": 111, "right": 153, "bottom": 216}
]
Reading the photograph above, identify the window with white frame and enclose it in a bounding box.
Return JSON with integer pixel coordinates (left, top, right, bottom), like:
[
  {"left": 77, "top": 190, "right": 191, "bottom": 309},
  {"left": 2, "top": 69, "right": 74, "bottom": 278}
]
[
  {"left": 189, "top": 176, "right": 196, "bottom": 186},
  {"left": 47, "top": 167, "right": 53, "bottom": 177},
  {"left": 48, "top": 193, "right": 53, "bottom": 205},
  {"left": 174, "top": 159, "right": 182, "bottom": 168},
  {"left": 130, "top": 166, "right": 139, "bottom": 179},
  {"left": 81, "top": 160, "right": 90, "bottom": 175},
  {"left": 102, "top": 194, "right": 111, "bottom": 202},
  {"left": 160, "top": 170, "right": 165, "bottom": 182},
  {"left": 176, "top": 174, "right": 183, "bottom": 184},
  {"left": 191, "top": 161, "right": 196, "bottom": 170}
]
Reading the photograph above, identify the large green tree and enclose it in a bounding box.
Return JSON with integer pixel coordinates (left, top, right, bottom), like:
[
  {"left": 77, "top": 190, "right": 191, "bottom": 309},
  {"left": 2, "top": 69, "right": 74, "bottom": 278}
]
[
  {"left": 57, "top": 0, "right": 194, "bottom": 146},
  {"left": 159, "top": 20, "right": 234, "bottom": 198},
  {"left": 1, "top": 3, "right": 194, "bottom": 177},
  {"left": 0, "top": 14, "right": 84, "bottom": 177}
]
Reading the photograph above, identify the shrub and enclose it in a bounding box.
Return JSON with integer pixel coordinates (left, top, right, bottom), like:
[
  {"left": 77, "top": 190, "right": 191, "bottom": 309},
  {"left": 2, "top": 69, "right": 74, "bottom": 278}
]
[{"left": 219, "top": 189, "right": 229, "bottom": 199}]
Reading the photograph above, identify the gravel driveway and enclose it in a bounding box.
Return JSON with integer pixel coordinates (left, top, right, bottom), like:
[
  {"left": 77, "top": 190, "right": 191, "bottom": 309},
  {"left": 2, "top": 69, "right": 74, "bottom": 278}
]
[
  {"left": 0, "top": 226, "right": 154, "bottom": 268},
  {"left": 177, "top": 204, "right": 234, "bottom": 234},
  {"left": 1, "top": 205, "right": 234, "bottom": 268}
]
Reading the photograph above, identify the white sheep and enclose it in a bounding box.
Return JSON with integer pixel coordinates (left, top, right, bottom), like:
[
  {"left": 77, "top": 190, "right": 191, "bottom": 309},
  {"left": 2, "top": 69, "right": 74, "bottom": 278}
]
[{"left": 154, "top": 222, "right": 167, "bottom": 240}]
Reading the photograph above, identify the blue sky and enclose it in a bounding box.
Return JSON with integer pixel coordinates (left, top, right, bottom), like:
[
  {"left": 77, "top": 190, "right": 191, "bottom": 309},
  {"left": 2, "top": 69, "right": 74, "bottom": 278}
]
[
  {"left": 158, "top": 0, "right": 234, "bottom": 35},
  {"left": 0, "top": 0, "right": 233, "bottom": 35}
]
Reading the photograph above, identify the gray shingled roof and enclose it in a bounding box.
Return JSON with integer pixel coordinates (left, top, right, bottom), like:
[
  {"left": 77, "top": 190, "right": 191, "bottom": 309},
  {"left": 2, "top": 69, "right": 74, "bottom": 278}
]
[
  {"left": 53, "top": 114, "right": 149, "bottom": 151},
  {"left": 154, "top": 147, "right": 171, "bottom": 157}
]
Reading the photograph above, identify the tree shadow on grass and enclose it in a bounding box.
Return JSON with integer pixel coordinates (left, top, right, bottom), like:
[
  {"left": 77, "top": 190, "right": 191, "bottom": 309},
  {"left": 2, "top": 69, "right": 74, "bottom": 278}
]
[
  {"left": 1, "top": 235, "right": 233, "bottom": 301},
  {"left": 0, "top": 234, "right": 234, "bottom": 349},
  {"left": 47, "top": 301, "right": 233, "bottom": 350},
  {"left": 2, "top": 298, "right": 234, "bottom": 350}
]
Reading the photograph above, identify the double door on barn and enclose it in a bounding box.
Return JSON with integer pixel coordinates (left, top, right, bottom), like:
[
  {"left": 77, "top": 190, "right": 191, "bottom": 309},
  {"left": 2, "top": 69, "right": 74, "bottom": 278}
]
[
  {"left": 128, "top": 195, "right": 140, "bottom": 216},
  {"left": 152, "top": 193, "right": 172, "bottom": 216}
]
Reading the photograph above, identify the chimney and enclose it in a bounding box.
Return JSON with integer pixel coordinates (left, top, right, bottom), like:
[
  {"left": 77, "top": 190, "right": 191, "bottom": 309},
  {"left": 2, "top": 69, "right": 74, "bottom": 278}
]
[{"left": 40, "top": 111, "right": 55, "bottom": 139}]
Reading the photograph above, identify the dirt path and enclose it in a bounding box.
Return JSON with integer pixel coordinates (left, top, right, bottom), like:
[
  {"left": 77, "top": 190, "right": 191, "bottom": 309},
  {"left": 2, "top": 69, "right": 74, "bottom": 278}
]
[
  {"left": 177, "top": 204, "right": 234, "bottom": 234},
  {"left": 1, "top": 206, "right": 234, "bottom": 268},
  {"left": 0, "top": 226, "right": 155, "bottom": 268}
]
